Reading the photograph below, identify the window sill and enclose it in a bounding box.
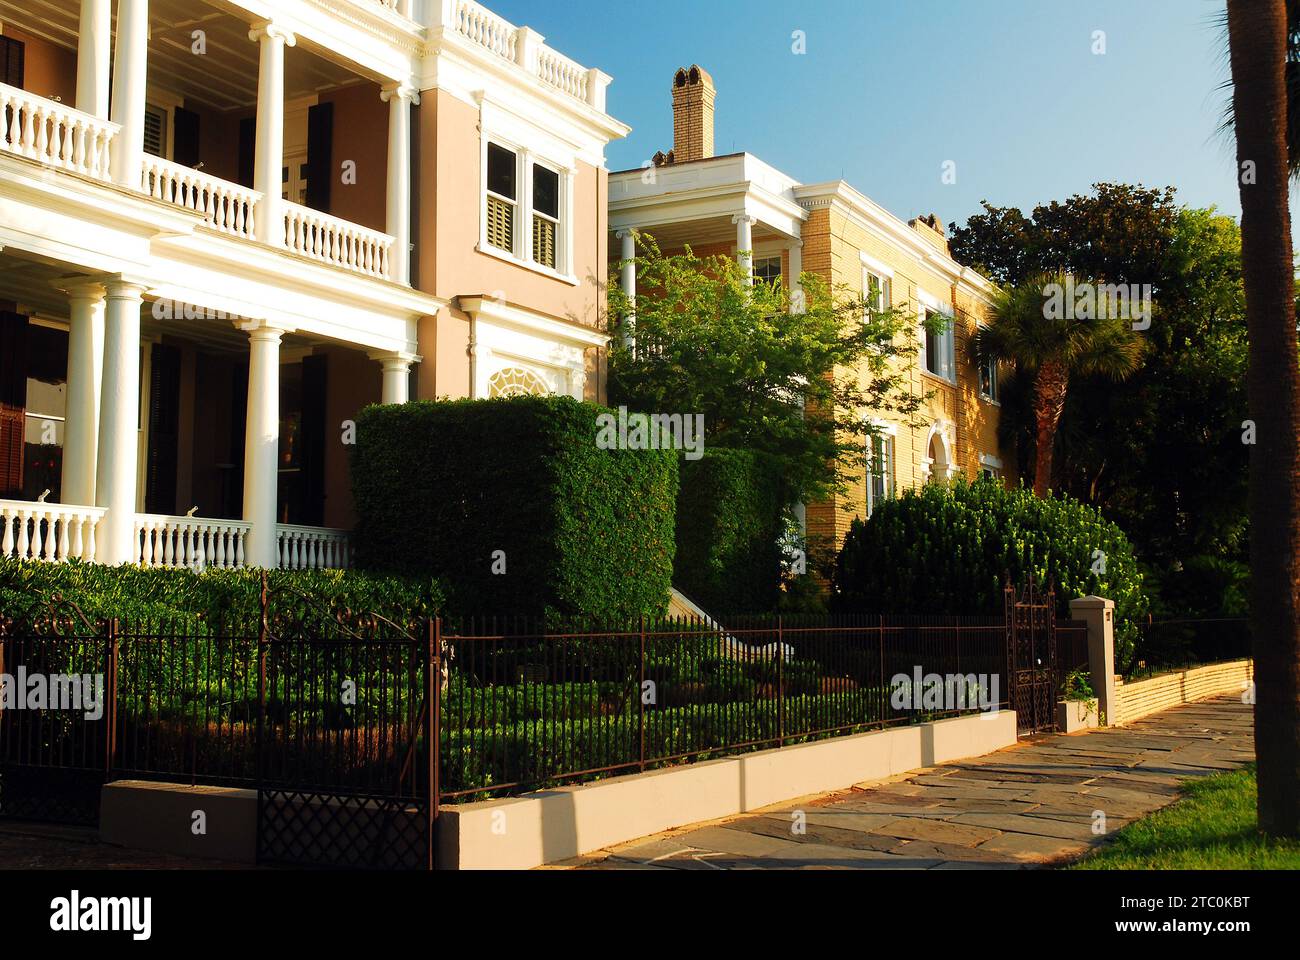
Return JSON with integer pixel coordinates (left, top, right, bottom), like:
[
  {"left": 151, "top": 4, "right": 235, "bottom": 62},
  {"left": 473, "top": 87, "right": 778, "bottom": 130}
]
[
  {"left": 476, "top": 243, "right": 578, "bottom": 286},
  {"left": 920, "top": 370, "right": 958, "bottom": 389},
  {"left": 979, "top": 394, "right": 1002, "bottom": 408}
]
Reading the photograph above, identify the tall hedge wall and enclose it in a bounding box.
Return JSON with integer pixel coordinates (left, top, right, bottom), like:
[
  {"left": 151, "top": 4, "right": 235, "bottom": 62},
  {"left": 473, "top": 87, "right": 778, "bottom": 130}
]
[
  {"left": 351, "top": 396, "right": 678, "bottom": 621},
  {"left": 674, "top": 447, "right": 788, "bottom": 614},
  {"left": 832, "top": 478, "right": 1149, "bottom": 659}
]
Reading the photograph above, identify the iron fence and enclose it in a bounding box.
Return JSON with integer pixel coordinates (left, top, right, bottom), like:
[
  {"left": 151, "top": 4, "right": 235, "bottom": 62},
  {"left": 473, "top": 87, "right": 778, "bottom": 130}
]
[{"left": 1124, "top": 616, "right": 1252, "bottom": 680}]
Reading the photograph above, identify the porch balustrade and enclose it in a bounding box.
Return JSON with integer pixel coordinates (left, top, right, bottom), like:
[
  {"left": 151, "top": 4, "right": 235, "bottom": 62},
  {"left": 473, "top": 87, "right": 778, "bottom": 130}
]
[
  {"left": 0, "top": 82, "right": 117, "bottom": 182},
  {"left": 275, "top": 524, "right": 352, "bottom": 570},
  {"left": 134, "top": 514, "right": 252, "bottom": 570},
  {"left": 283, "top": 201, "right": 395, "bottom": 280},
  {"left": 141, "top": 156, "right": 261, "bottom": 240},
  {"left": 0, "top": 499, "right": 106, "bottom": 563}
]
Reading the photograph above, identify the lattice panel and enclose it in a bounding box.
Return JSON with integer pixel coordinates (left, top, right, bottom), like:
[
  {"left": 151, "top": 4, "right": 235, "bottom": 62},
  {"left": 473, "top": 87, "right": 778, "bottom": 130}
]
[{"left": 258, "top": 789, "right": 430, "bottom": 870}]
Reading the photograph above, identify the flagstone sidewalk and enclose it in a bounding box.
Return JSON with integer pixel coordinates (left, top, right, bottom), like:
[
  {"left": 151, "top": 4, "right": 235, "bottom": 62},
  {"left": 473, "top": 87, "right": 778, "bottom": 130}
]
[{"left": 554, "top": 696, "right": 1254, "bottom": 870}]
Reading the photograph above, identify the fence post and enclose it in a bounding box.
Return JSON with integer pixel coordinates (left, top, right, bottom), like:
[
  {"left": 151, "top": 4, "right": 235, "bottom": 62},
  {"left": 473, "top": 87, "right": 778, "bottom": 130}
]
[
  {"left": 776, "top": 616, "right": 784, "bottom": 744},
  {"left": 256, "top": 584, "right": 268, "bottom": 789},
  {"left": 638, "top": 614, "right": 646, "bottom": 773},
  {"left": 1070, "top": 596, "right": 1116, "bottom": 726},
  {"left": 878, "top": 614, "right": 885, "bottom": 731},
  {"left": 105, "top": 618, "right": 118, "bottom": 777},
  {"left": 428, "top": 617, "right": 441, "bottom": 871}
]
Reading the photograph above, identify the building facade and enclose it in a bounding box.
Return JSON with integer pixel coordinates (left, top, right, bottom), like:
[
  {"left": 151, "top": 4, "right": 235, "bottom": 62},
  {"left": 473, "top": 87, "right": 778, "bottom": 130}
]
[
  {"left": 609, "top": 66, "right": 1005, "bottom": 553},
  {"left": 0, "top": 0, "right": 626, "bottom": 570}
]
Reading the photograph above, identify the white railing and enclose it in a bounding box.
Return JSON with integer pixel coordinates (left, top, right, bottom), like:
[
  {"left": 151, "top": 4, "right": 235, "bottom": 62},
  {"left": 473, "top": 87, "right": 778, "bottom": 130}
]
[
  {"left": 284, "top": 201, "right": 394, "bottom": 280},
  {"left": 134, "top": 514, "right": 251, "bottom": 570},
  {"left": 450, "top": 0, "right": 518, "bottom": 60},
  {"left": 367, "top": 0, "right": 414, "bottom": 15},
  {"left": 1, "top": 499, "right": 106, "bottom": 563},
  {"left": 276, "top": 524, "right": 351, "bottom": 570},
  {"left": 0, "top": 82, "right": 117, "bottom": 182},
  {"left": 536, "top": 48, "right": 589, "bottom": 102},
  {"left": 142, "top": 156, "right": 261, "bottom": 239}
]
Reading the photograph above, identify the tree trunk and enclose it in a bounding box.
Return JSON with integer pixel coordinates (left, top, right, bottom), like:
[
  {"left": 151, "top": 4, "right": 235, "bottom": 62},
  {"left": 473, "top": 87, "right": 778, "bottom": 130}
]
[
  {"left": 1228, "top": 0, "right": 1300, "bottom": 838},
  {"left": 1031, "top": 360, "right": 1069, "bottom": 497}
]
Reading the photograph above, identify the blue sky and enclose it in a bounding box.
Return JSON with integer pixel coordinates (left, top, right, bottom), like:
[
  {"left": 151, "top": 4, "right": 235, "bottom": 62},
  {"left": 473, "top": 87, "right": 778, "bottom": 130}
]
[{"left": 490, "top": 0, "right": 1248, "bottom": 234}]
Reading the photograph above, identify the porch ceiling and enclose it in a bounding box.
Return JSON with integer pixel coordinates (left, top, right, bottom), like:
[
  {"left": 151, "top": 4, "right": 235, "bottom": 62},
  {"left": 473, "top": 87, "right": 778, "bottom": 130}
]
[
  {"left": 620, "top": 216, "right": 793, "bottom": 254},
  {"left": 0, "top": 0, "right": 368, "bottom": 112},
  {"left": 0, "top": 249, "right": 342, "bottom": 356}
]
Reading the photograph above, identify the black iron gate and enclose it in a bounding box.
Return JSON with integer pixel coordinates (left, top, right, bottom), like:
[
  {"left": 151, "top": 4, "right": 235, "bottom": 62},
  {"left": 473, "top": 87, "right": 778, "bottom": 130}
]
[
  {"left": 0, "top": 627, "right": 112, "bottom": 826},
  {"left": 1005, "top": 579, "right": 1058, "bottom": 735}
]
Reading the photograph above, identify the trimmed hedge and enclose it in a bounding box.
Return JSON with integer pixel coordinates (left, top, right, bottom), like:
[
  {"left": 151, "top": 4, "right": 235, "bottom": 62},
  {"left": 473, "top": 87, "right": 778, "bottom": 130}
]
[
  {"left": 0, "top": 558, "right": 445, "bottom": 629},
  {"left": 832, "top": 478, "right": 1149, "bottom": 660},
  {"left": 351, "top": 396, "right": 678, "bottom": 621},
  {"left": 674, "top": 447, "right": 788, "bottom": 614}
]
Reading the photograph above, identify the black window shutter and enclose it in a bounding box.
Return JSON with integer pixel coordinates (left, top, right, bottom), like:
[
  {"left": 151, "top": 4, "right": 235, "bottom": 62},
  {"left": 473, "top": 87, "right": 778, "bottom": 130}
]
[
  {"left": 173, "top": 106, "right": 201, "bottom": 168},
  {"left": 306, "top": 102, "right": 334, "bottom": 212},
  {"left": 1, "top": 37, "right": 25, "bottom": 90},
  {"left": 237, "top": 117, "right": 256, "bottom": 188},
  {"left": 0, "top": 312, "right": 29, "bottom": 498},
  {"left": 299, "top": 354, "right": 328, "bottom": 526},
  {"left": 145, "top": 344, "right": 181, "bottom": 515}
]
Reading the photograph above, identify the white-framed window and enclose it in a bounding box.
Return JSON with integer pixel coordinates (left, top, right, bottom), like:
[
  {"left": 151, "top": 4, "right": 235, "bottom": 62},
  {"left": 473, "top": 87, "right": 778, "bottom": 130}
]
[
  {"left": 485, "top": 141, "right": 519, "bottom": 255},
  {"left": 979, "top": 453, "right": 1003, "bottom": 482},
  {"left": 864, "top": 269, "right": 891, "bottom": 318},
  {"left": 922, "top": 307, "right": 956, "bottom": 382},
  {"left": 866, "top": 430, "right": 896, "bottom": 516},
  {"left": 531, "top": 162, "right": 561, "bottom": 269},
  {"left": 482, "top": 136, "right": 573, "bottom": 278}
]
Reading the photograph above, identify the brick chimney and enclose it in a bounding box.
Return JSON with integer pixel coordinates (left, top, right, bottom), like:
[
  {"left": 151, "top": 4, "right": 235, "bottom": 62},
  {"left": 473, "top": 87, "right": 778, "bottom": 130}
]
[{"left": 672, "top": 65, "right": 715, "bottom": 163}]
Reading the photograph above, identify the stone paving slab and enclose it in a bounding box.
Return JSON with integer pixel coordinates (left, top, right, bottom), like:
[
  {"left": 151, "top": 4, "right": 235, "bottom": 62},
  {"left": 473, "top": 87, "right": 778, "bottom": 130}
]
[{"left": 566, "top": 696, "right": 1253, "bottom": 871}]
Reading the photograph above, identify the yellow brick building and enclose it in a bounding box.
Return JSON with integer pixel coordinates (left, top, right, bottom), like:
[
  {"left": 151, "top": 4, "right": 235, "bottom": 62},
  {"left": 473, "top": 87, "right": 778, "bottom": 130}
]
[{"left": 610, "top": 66, "right": 1006, "bottom": 554}]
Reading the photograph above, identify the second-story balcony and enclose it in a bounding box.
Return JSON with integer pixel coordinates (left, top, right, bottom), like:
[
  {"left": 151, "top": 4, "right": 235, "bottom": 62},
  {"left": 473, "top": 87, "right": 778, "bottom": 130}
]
[{"left": 0, "top": 0, "right": 423, "bottom": 288}]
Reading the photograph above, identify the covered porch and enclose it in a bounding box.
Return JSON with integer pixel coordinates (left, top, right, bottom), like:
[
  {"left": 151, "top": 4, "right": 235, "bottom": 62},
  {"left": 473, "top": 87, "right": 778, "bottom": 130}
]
[{"left": 0, "top": 256, "right": 414, "bottom": 571}]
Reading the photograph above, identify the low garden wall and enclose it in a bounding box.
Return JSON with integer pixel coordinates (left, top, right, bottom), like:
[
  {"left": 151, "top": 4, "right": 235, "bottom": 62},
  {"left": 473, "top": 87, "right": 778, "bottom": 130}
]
[{"left": 1112, "top": 659, "right": 1254, "bottom": 726}]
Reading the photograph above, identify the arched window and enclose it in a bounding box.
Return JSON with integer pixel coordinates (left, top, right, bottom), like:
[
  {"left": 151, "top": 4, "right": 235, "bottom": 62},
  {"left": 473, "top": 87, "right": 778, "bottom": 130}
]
[{"left": 487, "top": 366, "right": 550, "bottom": 398}]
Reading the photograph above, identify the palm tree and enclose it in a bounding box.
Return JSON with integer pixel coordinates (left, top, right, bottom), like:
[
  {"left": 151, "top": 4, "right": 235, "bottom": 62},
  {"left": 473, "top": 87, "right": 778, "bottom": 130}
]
[
  {"left": 1220, "top": 0, "right": 1300, "bottom": 179},
  {"left": 974, "top": 273, "right": 1146, "bottom": 497},
  {"left": 1226, "top": 0, "right": 1300, "bottom": 839}
]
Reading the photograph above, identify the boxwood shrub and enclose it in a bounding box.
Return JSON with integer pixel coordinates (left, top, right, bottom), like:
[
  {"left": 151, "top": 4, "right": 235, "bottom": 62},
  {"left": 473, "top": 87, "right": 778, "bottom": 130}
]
[
  {"left": 832, "top": 478, "right": 1149, "bottom": 661},
  {"left": 674, "top": 447, "right": 788, "bottom": 614},
  {"left": 0, "top": 558, "right": 445, "bottom": 630},
  {"left": 351, "top": 396, "right": 678, "bottom": 621}
]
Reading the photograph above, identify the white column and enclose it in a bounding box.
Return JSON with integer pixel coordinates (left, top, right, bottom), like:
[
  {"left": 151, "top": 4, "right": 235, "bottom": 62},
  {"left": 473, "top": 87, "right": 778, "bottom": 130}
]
[
  {"left": 61, "top": 281, "right": 106, "bottom": 507},
  {"left": 95, "top": 280, "right": 145, "bottom": 563},
  {"left": 109, "top": 0, "right": 149, "bottom": 188},
  {"left": 733, "top": 214, "right": 755, "bottom": 285},
  {"left": 617, "top": 229, "right": 637, "bottom": 349},
  {"left": 381, "top": 83, "right": 419, "bottom": 285},
  {"left": 371, "top": 352, "right": 413, "bottom": 404},
  {"left": 76, "top": 0, "right": 112, "bottom": 119},
  {"left": 249, "top": 22, "right": 296, "bottom": 246},
  {"left": 241, "top": 323, "right": 284, "bottom": 568},
  {"left": 788, "top": 240, "right": 805, "bottom": 314}
]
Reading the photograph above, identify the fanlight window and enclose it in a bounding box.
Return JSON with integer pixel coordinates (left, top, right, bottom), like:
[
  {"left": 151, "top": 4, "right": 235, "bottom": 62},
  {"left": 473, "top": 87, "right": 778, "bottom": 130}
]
[{"left": 488, "top": 366, "right": 550, "bottom": 398}]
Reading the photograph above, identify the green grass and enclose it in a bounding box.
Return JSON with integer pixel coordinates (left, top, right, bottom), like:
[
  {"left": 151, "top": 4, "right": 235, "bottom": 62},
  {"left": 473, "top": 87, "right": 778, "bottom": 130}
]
[{"left": 1069, "top": 765, "right": 1300, "bottom": 870}]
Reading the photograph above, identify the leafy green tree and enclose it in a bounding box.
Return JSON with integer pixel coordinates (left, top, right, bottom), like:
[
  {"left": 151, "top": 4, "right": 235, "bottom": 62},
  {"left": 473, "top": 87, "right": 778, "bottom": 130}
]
[
  {"left": 973, "top": 272, "right": 1147, "bottom": 497},
  {"left": 607, "top": 236, "right": 930, "bottom": 507}
]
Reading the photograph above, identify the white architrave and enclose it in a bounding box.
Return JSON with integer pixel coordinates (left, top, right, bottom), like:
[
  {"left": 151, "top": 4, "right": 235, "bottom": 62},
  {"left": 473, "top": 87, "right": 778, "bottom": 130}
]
[{"left": 459, "top": 296, "right": 607, "bottom": 401}]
